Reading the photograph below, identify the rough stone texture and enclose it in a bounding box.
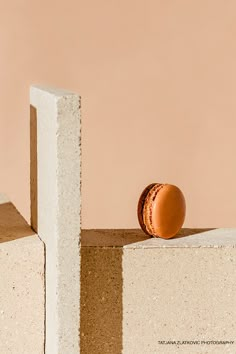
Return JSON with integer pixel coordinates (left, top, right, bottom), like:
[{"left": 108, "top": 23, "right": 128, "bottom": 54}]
[
  {"left": 81, "top": 247, "right": 123, "bottom": 354},
  {"left": 81, "top": 228, "right": 236, "bottom": 354},
  {"left": 30, "top": 85, "right": 81, "bottom": 354},
  {"left": 0, "top": 194, "right": 44, "bottom": 354}
]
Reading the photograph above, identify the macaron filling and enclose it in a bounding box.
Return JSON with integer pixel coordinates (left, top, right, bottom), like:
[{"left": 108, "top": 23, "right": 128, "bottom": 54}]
[
  {"left": 142, "top": 183, "right": 164, "bottom": 236},
  {"left": 137, "top": 183, "right": 157, "bottom": 235}
]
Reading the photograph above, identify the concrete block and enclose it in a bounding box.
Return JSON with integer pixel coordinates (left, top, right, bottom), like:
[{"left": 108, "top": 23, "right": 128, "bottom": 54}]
[
  {"left": 0, "top": 194, "right": 44, "bottom": 354},
  {"left": 30, "top": 85, "right": 81, "bottom": 354},
  {"left": 81, "top": 228, "right": 236, "bottom": 354}
]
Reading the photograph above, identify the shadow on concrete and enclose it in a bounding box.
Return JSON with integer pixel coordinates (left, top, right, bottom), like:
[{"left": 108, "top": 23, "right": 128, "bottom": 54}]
[
  {"left": 81, "top": 229, "right": 150, "bottom": 247},
  {"left": 30, "top": 104, "right": 38, "bottom": 233},
  {"left": 80, "top": 245, "right": 123, "bottom": 354},
  {"left": 81, "top": 230, "right": 126, "bottom": 354},
  {"left": 0, "top": 104, "right": 38, "bottom": 244},
  {"left": 170, "top": 227, "right": 217, "bottom": 240},
  {"left": 81, "top": 228, "right": 217, "bottom": 247},
  {"left": 0, "top": 202, "right": 35, "bottom": 243}
]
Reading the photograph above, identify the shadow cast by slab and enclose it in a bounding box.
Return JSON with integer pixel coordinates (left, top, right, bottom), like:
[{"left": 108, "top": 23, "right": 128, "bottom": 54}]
[
  {"left": 30, "top": 104, "right": 38, "bottom": 233},
  {"left": 0, "top": 202, "right": 35, "bottom": 243},
  {"left": 80, "top": 245, "right": 123, "bottom": 354},
  {"left": 0, "top": 104, "right": 39, "bottom": 244}
]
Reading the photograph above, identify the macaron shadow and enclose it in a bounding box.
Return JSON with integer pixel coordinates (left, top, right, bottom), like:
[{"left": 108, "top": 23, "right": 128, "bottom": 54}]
[{"left": 169, "top": 228, "right": 217, "bottom": 240}]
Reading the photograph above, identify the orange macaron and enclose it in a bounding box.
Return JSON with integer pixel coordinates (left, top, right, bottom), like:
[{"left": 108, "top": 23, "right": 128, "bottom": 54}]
[{"left": 137, "top": 183, "right": 186, "bottom": 239}]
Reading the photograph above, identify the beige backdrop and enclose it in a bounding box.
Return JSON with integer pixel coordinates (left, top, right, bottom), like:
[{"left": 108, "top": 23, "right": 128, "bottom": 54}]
[{"left": 0, "top": 0, "right": 235, "bottom": 228}]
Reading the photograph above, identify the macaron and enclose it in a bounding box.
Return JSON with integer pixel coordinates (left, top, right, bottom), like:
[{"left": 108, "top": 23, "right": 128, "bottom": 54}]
[{"left": 137, "top": 183, "right": 186, "bottom": 239}]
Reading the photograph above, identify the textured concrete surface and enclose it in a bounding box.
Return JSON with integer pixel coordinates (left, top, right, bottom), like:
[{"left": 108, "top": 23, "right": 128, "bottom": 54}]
[
  {"left": 30, "top": 85, "right": 81, "bottom": 354},
  {"left": 81, "top": 248, "right": 122, "bottom": 354},
  {"left": 0, "top": 196, "right": 36, "bottom": 244},
  {"left": 81, "top": 228, "right": 236, "bottom": 354},
  {"left": 0, "top": 195, "right": 44, "bottom": 354}
]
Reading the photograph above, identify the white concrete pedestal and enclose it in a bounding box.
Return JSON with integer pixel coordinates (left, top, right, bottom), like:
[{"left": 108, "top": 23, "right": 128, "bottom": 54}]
[
  {"left": 0, "top": 195, "right": 44, "bottom": 354},
  {"left": 81, "top": 228, "right": 236, "bottom": 354}
]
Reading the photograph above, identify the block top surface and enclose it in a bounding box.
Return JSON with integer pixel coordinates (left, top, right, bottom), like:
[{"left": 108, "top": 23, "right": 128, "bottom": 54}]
[
  {"left": 81, "top": 228, "right": 236, "bottom": 248},
  {"left": 30, "top": 84, "right": 79, "bottom": 98},
  {"left": 0, "top": 194, "right": 36, "bottom": 245}
]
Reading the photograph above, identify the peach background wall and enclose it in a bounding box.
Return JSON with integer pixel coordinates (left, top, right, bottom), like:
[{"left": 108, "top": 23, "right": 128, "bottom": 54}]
[{"left": 0, "top": 0, "right": 235, "bottom": 228}]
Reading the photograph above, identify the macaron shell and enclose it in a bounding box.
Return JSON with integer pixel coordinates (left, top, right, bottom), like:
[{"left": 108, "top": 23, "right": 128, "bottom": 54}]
[{"left": 151, "top": 184, "right": 186, "bottom": 239}]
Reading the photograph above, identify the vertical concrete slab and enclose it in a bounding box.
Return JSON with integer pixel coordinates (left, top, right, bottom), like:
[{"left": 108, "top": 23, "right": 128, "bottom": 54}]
[{"left": 30, "top": 85, "right": 81, "bottom": 354}]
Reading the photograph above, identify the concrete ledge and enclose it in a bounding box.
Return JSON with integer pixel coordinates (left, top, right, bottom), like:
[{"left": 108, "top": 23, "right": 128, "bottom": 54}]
[
  {"left": 81, "top": 228, "right": 236, "bottom": 354},
  {"left": 0, "top": 196, "right": 44, "bottom": 354}
]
